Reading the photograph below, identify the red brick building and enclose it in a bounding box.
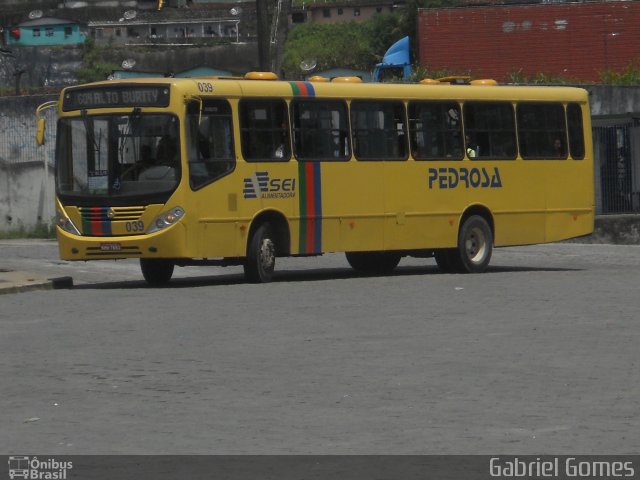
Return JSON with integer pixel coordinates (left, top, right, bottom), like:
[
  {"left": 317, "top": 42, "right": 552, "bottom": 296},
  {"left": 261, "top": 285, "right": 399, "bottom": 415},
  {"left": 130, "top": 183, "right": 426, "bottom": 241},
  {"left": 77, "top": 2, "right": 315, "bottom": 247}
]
[{"left": 417, "top": 1, "right": 640, "bottom": 82}]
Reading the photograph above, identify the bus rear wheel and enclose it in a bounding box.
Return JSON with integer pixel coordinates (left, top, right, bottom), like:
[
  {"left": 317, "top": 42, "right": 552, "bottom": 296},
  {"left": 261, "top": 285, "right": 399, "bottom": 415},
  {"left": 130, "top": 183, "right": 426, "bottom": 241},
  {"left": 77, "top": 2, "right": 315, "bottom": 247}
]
[
  {"left": 140, "top": 258, "right": 174, "bottom": 285},
  {"left": 244, "top": 223, "right": 276, "bottom": 283},
  {"left": 456, "top": 215, "right": 493, "bottom": 273},
  {"left": 346, "top": 251, "right": 401, "bottom": 275}
]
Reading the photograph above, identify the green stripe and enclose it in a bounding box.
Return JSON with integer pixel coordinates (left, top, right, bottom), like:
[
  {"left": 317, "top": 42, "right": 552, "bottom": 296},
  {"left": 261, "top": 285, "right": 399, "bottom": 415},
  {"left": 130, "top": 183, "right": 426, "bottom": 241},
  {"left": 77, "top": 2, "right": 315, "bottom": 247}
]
[
  {"left": 298, "top": 161, "right": 307, "bottom": 252},
  {"left": 289, "top": 81, "right": 301, "bottom": 96}
]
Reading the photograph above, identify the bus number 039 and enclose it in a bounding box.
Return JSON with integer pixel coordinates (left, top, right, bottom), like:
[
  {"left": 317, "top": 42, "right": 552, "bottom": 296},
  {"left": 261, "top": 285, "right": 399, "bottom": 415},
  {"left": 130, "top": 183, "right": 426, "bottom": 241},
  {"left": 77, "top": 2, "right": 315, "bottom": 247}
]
[
  {"left": 197, "top": 82, "right": 213, "bottom": 93},
  {"left": 125, "top": 221, "right": 145, "bottom": 233}
]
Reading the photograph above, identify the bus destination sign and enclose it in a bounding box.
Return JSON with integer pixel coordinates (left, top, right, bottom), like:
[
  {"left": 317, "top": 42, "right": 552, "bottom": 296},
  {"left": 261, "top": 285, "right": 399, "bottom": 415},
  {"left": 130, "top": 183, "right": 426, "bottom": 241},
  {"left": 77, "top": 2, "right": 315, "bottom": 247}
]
[{"left": 62, "top": 85, "right": 170, "bottom": 111}]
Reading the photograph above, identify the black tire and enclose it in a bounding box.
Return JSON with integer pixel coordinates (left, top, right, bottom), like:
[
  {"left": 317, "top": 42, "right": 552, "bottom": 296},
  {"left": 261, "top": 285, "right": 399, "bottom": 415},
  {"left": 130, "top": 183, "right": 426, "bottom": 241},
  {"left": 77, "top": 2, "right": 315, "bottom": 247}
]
[
  {"left": 244, "top": 223, "right": 276, "bottom": 283},
  {"left": 434, "top": 249, "right": 459, "bottom": 273},
  {"left": 140, "top": 258, "right": 174, "bottom": 285},
  {"left": 345, "top": 251, "right": 401, "bottom": 275},
  {"left": 456, "top": 215, "right": 493, "bottom": 273}
]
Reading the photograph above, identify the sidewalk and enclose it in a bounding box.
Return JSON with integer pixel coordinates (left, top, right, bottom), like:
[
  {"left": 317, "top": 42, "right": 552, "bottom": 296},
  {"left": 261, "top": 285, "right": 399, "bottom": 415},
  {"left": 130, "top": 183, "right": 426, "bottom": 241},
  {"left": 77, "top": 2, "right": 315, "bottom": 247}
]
[{"left": 0, "top": 269, "right": 72, "bottom": 295}]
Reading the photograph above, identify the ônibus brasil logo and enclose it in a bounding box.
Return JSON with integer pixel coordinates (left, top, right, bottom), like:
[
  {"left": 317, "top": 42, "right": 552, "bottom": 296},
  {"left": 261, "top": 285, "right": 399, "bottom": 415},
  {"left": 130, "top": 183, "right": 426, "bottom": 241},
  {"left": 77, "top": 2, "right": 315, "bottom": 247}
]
[
  {"left": 8, "top": 456, "right": 73, "bottom": 480},
  {"left": 243, "top": 172, "right": 296, "bottom": 199}
]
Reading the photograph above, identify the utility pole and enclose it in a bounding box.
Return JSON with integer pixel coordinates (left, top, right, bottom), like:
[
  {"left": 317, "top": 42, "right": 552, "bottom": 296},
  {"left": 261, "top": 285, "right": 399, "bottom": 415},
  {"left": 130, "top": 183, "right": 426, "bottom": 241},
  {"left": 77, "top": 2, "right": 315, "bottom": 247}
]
[{"left": 255, "top": 0, "right": 270, "bottom": 71}]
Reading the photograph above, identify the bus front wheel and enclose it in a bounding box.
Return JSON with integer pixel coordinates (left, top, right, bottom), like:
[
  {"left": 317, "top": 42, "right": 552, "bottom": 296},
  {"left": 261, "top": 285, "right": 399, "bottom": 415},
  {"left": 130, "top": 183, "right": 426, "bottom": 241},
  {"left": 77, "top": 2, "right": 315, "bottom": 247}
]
[
  {"left": 244, "top": 223, "right": 276, "bottom": 283},
  {"left": 140, "top": 258, "right": 174, "bottom": 285},
  {"left": 456, "top": 215, "right": 493, "bottom": 273},
  {"left": 346, "top": 251, "right": 401, "bottom": 275}
]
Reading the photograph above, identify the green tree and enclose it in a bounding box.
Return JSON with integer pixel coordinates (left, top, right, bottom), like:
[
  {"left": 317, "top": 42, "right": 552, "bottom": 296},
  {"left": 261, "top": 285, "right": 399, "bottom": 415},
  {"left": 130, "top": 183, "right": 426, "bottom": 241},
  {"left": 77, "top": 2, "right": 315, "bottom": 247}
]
[
  {"left": 281, "top": 22, "right": 375, "bottom": 79},
  {"left": 75, "top": 38, "right": 120, "bottom": 84}
]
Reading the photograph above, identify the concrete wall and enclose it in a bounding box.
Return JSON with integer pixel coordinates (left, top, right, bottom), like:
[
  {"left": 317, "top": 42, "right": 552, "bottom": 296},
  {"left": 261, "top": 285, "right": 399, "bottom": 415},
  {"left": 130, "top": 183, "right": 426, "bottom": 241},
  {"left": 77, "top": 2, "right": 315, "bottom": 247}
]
[{"left": 0, "top": 94, "right": 57, "bottom": 234}]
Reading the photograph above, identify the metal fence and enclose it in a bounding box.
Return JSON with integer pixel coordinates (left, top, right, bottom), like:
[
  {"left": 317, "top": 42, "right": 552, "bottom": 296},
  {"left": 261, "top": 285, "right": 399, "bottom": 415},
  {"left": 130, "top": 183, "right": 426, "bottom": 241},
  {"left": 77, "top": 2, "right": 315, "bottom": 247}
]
[{"left": 593, "top": 121, "right": 640, "bottom": 215}]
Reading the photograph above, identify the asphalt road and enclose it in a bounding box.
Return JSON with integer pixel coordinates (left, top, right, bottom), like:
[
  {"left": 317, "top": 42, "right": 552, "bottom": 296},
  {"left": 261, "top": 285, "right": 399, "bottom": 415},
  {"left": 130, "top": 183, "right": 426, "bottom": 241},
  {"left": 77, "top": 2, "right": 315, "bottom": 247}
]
[{"left": 1, "top": 240, "right": 639, "bottom": 454}]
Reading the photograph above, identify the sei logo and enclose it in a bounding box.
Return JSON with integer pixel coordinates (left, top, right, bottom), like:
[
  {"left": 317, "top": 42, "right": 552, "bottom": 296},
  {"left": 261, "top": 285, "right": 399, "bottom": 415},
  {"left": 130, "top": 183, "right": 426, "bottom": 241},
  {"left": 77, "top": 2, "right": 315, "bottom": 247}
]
[{"left": 243, "top": 172, "right": 296, "bottom": 199}]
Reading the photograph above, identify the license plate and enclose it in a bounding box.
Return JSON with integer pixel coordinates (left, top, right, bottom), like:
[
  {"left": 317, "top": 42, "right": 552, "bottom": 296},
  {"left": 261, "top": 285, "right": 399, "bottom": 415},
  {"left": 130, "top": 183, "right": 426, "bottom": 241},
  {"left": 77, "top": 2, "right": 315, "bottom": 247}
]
[{"left": 100, "top": 242, "right": 122, "bottom": 251}]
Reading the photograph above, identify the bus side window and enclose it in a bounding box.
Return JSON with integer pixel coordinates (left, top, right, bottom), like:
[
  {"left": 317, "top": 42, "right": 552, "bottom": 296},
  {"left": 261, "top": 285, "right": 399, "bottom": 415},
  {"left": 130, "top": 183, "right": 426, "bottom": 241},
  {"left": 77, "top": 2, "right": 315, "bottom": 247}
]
[
  {"left": 517, "top": 102, "right": 567, "bottom": 160},
  {"left": 409, "top": 101, "right": 463, "bottom": 160},
  {"left": 463, "top": 102, "right": 517, "bottom": 160},
  {"left": 187, "top": 99, "right": 235, "bottom": 189},
  {"left": 351, "top": 100, "right": 407, "bottom": 161},
  {"left": 239, "top": 99, "right": 290, "bottom": 162},
  {"left": 292, "top": 99, "right": 350, "bottom": 161}
]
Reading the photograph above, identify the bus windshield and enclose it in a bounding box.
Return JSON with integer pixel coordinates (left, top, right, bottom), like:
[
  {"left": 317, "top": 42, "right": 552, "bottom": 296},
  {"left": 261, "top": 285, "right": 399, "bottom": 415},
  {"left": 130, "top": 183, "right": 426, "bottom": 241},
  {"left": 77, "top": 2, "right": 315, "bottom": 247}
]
[{"left": 56, "top": 113, "right": 180, "bottom": 202}]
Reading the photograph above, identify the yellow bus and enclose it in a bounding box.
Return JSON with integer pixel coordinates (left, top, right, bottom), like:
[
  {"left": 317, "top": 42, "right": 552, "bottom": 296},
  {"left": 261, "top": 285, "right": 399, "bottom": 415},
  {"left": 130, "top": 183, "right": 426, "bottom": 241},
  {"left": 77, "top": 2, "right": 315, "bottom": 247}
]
[{"left": 37, "top": 73, "right": 594, "bottom": 284}]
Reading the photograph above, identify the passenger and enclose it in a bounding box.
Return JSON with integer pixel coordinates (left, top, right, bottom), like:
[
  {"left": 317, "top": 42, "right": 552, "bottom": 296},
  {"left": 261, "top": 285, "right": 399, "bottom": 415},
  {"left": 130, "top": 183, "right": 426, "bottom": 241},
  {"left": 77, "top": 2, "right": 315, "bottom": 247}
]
[
  {"left": 466, "top": 135, "right": 477, "bottom": 159},
  {"left": 139, "top": 135, "right": 178, "bottom": 181},
  {"left": 156, "top": 134, "right": 178, "bottom": 166},
  {"left": 553, "top": 137, "right": 566, "bottom": 158}
]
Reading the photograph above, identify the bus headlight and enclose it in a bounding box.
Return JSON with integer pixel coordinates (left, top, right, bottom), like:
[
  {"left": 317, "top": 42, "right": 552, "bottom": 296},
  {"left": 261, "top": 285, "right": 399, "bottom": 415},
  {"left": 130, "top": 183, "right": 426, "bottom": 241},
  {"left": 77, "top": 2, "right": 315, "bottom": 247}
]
[
  {"left": 56, "top": 209, "right": 81, "bottom": 235},
  {"left": 147, "top": 206, "right": 185, "bottom": 234}
]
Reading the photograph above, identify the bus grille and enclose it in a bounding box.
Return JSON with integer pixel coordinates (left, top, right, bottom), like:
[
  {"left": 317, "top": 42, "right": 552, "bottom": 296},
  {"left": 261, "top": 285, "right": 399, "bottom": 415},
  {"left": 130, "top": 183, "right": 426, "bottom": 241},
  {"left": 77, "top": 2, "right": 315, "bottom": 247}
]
[
  {"left": 79, "top": 206, "right": 147, "bottom": 222},
  {"left": 79, "top": 206, "right": 147, "bottom": 236}
]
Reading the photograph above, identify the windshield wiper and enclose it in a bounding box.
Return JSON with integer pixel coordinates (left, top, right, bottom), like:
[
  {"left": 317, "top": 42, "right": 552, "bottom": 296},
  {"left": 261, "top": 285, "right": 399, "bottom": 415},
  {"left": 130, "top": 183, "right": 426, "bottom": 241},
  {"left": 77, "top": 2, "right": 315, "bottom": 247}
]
[{"left": 119, "top": 107, "right": 142, "bottom": 163}]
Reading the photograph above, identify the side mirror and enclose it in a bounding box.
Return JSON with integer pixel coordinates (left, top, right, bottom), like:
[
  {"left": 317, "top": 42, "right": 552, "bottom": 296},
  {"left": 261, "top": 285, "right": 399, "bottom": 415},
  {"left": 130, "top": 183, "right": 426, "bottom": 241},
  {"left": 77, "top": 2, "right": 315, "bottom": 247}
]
[
  {"left": 36, "top": 117, "right": 46, "bottom": 145},
  {"left": 35, "top": 100, "right": 58, "bottom": 146}
]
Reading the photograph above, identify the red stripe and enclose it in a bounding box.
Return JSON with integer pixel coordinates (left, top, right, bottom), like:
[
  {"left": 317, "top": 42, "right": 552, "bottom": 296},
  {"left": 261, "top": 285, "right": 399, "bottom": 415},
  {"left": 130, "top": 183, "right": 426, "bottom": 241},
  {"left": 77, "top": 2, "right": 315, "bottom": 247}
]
[
  {"left": 305, "top": 162, "right": 315, "bottom": 253},
  {"left": 91, "top": 207, "right": 103, "bottom": 235},
  {"left": 297, "top": 81, "right": 309, "bottom": 96}
]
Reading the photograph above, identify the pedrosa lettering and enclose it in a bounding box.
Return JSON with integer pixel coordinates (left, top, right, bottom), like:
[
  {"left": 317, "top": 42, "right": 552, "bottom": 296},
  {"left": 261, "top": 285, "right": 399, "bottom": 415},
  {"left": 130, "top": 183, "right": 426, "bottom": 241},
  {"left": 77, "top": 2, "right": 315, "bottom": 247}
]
[{"left": 428, "top": 167, "right": 502, "bottom": 189}]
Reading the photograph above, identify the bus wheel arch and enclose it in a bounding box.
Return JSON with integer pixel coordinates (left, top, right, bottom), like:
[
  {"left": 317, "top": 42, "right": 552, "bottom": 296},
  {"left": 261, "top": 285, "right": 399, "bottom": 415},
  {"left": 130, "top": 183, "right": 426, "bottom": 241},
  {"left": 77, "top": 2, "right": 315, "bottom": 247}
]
[
  {"left": 456, "top": 206, "right": 494, "bottom": 273},
  {"left": 243, "top": 210, "right": 291, "bottom": 283}
]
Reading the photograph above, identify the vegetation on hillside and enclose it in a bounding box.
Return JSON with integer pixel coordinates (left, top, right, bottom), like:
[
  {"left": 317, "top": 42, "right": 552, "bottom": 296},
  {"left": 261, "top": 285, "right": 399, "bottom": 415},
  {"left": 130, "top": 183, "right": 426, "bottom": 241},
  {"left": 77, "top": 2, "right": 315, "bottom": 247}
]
[
  {"left": 75, "top": 38, "right": 120, "bottom": 84},
  {"left": 281, "top": 13, "right": 407, "bottom": 79}
]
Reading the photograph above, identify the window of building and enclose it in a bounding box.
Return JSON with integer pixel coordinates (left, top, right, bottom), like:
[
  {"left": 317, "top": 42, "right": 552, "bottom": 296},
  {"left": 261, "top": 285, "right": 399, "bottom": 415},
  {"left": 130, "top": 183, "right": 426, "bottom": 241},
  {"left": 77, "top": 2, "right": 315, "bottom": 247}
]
[
  {"left": 32, "top": 28, "right": 41, "bottom": 37},
  {"left": 354, "top": 8, "right": 360, "bottom": 16},
  {"left": 291, "top": 12, "right": 306, "bottom": 23},
  {"left": 337, "top": 8, "right": 343, "bottom": 15},
  {"left": 115, "top": 28, "right": 121, "bottom": 37},
  {"left": 292, "top": 99, "right": 350, "bottom": 161},
  {"left": 463, "top": 102, "right": 517, "bottom": 159},
  {"left": 239, "top": 99, "right": 290, "bottom": 162},
  {"left": 517, "top": 102, "right": 567, "bottom": 159},
  {"left": 351, "top": 100, "right": 407, "bottom": 161},
  {"left": 567, "top": 103, "right": 585, "bottom": 160},
  {"left": 409, "top": 101, "right": 463, "bottom": 160},
  {"left": 186, "top": 100, "right": 235, "bottom": 189},
  {"left": 64, "top": 26, "right": 72, "bottom": 38},
  {"left": 376, "top": 7, "right": 383, "bottom": 13},
  {"left": 323, "top": 8, "right": 331, "bottom": 17},
  {"left": 45, "top": 27, "right": 54, "bottom": 37}
]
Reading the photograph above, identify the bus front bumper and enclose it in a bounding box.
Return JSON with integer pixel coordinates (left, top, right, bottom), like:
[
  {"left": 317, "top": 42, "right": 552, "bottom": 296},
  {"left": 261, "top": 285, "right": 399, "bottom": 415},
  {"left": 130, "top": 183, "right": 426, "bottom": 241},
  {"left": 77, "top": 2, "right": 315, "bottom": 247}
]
[{"left": 56, "top": 222, "right": 187, "bottom": 261}]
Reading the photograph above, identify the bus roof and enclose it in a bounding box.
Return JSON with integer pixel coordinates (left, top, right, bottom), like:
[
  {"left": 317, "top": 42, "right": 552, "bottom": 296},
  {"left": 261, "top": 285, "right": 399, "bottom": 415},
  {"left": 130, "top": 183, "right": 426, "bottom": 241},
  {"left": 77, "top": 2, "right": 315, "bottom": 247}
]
[{"left": 62, "top": 76, "right": 589, "bottom": 106}]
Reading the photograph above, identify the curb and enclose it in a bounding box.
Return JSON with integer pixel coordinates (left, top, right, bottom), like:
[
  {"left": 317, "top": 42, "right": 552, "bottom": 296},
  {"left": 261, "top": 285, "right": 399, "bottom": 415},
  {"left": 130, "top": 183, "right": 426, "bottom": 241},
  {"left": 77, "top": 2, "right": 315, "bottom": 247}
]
[{"left": 0, "top": 275, "right": 73, "bottom": 295}]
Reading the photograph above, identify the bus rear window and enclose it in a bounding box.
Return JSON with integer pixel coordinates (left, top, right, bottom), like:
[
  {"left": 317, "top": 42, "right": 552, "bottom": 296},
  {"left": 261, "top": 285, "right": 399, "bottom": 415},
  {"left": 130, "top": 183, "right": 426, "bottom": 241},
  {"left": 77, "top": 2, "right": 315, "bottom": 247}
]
[{"left": 567, "top": 103, "right": 585, "bottom": 160}]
